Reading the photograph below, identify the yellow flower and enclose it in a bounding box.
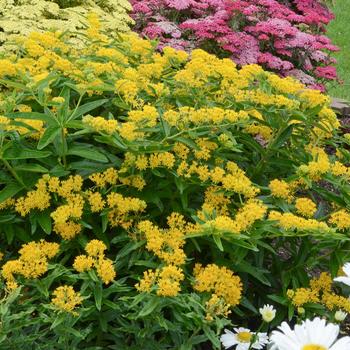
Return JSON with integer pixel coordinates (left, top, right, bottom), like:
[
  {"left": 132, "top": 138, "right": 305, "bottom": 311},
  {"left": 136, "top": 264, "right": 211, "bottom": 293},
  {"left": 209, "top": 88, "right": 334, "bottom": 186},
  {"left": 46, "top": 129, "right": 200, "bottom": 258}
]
[
  {"left": 85, "top": 240, "right": 107, "bottom": 258},
  {"left": 269, "top": 179, "right": 292, "bottom": 202},
  {"left": 329, "top": 210, "right": 350, "bottom": 230},
  {"left": 295, "top": 198, "right": 317, "bottom": 218},
  {"left": 95, "top": 258, "right": 116, "bottom": 284},
  {"left": 1, "top": 240, "right": 59, "bottom": 286},
  {"left": 73, "top": 255, "right": 95, "bottom": 273},
  {"left": 194, "top": 264, "right": 242, "bottom": 307},
  {"left": 51, "top": 286, "right": 82, "bottom": 315}
]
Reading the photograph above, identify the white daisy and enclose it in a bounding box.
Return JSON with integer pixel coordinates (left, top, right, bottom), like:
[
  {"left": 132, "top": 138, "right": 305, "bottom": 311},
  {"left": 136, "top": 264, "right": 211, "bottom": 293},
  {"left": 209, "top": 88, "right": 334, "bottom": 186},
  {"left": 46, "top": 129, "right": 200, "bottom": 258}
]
[
  {"left": 270, "top": 317, "right": 350, "bottom": 350},
  {"left": 220, "top": 327, "right": 268, "bottom": 350},
  {"left": 334, "top": 263, "right": 350, "bottom": 287},
  {"left": 259, "top": 304, "right": 276, "bottom": 323}
]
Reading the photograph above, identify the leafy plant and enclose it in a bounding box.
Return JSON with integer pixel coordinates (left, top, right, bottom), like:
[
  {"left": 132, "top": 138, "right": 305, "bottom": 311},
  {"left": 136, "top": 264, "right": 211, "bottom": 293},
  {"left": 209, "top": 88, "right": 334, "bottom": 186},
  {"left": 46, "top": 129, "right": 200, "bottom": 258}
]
[{"left": 0, "top": 14, "right": 349, "bottom": 348}]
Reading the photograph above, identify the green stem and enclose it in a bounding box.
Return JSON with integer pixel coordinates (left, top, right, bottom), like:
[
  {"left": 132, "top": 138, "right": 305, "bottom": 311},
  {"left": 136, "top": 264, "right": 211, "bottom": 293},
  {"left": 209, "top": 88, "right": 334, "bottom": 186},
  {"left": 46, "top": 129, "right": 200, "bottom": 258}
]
[
  {"left": 1, "top": 158, "right": 28, "bottom": 190},
  {"left": 248, "top": 321, "right": 265, "bottom": 350},
  {"left": 61, "top": 127, "right": 67, "bottom": 169}
]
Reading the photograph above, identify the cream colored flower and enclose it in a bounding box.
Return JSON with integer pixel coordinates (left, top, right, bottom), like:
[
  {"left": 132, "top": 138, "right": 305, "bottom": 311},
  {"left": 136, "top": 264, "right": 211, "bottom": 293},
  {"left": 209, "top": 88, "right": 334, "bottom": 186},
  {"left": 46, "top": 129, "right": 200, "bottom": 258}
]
[
  {"left": 259, "top": 304, "right": 276, "bottom": 323},
  {"left": 334, "top": 310, "right": 347, "bottom": 322}
]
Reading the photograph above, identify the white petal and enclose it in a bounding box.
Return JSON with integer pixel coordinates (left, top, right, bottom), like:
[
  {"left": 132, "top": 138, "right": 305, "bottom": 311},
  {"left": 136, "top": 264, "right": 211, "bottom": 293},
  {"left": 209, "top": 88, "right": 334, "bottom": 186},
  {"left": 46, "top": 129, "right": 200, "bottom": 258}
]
[
  {"left": 342, "top": 263, "right": 350, "bottom": 277},
  {"left": 334, "top": 276, "right": 350, "bottom": 286},
  {"left": 220, "top": 330, "right": 238, "bottom": 349},
  {"left": 236, "top": 343, "right": 250, "bottom": 350},
  {"left": 330, "top": 336, "right": 350, "bottom": 350},
  {"left": 270, "top": 328, "right": 300, "bottom": 350}
]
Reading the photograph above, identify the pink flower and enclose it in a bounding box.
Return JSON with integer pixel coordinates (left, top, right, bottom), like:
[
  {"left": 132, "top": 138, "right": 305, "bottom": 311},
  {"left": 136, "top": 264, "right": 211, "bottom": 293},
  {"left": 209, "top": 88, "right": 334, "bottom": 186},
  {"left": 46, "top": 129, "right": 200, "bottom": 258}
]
[{"left": 131, "top": 0, "right": 338, "bottom": 90}]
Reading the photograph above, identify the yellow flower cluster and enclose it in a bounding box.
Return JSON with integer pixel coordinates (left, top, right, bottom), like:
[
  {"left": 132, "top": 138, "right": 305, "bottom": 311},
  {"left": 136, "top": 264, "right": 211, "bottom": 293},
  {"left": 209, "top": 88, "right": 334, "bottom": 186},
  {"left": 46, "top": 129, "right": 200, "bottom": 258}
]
[
  {"left": 83, "top": 115, "right": 118, "bottom": 134},
  {"left": 295, "top": 198, "right": 317, "bottom": 218},
  {"left": 207, "top": 199, "right": 267, "bottom": 234},
  {"left": 193, "top": 264, "right": 242, "bottom": 311},
  {"left": 287, "top": 272, "right": 350, "bottom": 313},
  {"left": 221, "top": 162, "right": 260, "bottom": 198},
  {"left": 73, "top": 240, "right": 116, "bottom": 284},
  {"left": 135, "top": 265, "right": 185, "bottom": 297},
  {"left": 2, "top": 240, "right": 59, "bottom": 289},
  {"left": 269, "top": 179, "right": 293, "bottom": 202},
  {"left": 137, "top": 213, "right": 188, "bottom": 265},
  {"left": 329, "top": 210, "right": 350, "bottom": 230},
  {"left": 163, "top": 107, "right": 249, "bottom": 128},
  {"left": 49, "top": 175, "right": 84, "bottom": 240},
  {"left": 269, "top": 211, "right": 330, "bottom": 232},
  {"left": 89, "top": 168, "right": 118, "bottom": 187},
  {"left": 107, "top": 192, "right": 147, "bottom": 229},
  {"left": 15, "top": 178, "right": 51, "bottom": 216},
  {"left": 298, "top": 147, "right": 331, "bottom": 180},
  {"left": 51, "top": 285, "right": 82, "bottom": 316}
]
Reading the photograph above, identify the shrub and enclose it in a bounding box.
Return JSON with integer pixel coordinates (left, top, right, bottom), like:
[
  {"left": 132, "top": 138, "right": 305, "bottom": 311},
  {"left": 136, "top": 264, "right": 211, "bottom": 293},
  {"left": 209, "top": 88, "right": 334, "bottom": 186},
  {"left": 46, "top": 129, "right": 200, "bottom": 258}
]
[
  {"left": 131, "top": 0, "right": 338, "bottom": 91},
  {"left": 0, "top": 0, "right": 133, "bottom": 51},
  {"left": 0, "top": 15, "right": 349, "bottom": 349}
]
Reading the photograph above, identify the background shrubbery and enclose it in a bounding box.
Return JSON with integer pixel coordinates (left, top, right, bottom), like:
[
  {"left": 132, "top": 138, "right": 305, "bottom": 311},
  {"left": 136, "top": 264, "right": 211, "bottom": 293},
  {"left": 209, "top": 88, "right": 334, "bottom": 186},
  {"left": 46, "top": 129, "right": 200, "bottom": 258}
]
[
  {"left": 0, "top": 5, "right": 349, "bottom": 350},
  {"left": 0, "top": 0, "right": 132, "bottom": 50},
  {"left": 131, "top": 0, "right": 338, "bottom": 91}
]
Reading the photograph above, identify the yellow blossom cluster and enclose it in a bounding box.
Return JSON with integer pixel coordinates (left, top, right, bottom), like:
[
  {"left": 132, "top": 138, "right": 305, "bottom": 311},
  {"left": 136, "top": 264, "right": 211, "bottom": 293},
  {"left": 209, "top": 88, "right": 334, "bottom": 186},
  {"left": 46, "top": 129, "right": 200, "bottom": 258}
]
[
  {"left": 269, "top": 179, "right": 293, "bottom": 202},
  {"left": 73, "top": 240, "right": 116, "bottom": 284},
  {"left": 137, "top": 213, "right": 188, "bottom": 265},
  {"left": 221, "top": 161, "right": 260, "bottom": 198},
  {"left": 89, "top": 168, "right": 118, "bottom": 187},
  {"left": 15, "top": 178, "right": 51, "bottom": 216},
  {"left": 298, "top": 147, "right": 331, "bottom": 180},
  {"left": 329, "top": 210, "right": 350, "bottom": 230},
  {"left": 206, "top": 199, "right": 267, "bottom": 234},
  {"left": 269, "top": 211, "right": 330, "bottom": 232},
  {"left": 287, "top": 272, "right": 350, "bottom": 313},
  {"left": 1, "top": 240, "right": 59, "bottom": 289},
  {"left": 135, "top": 265, "right": 184, "bottom": 297},
  {"left": 295, "top": 197, "right": 317, "bottom": 218},
  {"left": 51, "top": 285, "right": 82, "bottom": 316},
  {"left": 107, "top": 192, "right": 147, "bottom": 229},
  {"left": 193, "top": 264, "right": 242, "bottom": 309},
  {"left": 163, "top": 107, "right": 249, "bottom": 128},
  {"left": 83, "top": 115, "right": 118, "bottom": 134}
]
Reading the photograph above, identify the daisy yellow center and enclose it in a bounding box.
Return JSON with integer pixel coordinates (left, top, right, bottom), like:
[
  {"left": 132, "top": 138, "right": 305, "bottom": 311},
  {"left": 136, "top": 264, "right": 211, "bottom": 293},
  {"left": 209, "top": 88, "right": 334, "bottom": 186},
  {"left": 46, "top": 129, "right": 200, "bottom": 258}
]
[
  {"left": 302, "top": 345, "right": 327, "bottom": 350},
  {"left": 237, "top": 331, "right": 252, "bottom": 343}
]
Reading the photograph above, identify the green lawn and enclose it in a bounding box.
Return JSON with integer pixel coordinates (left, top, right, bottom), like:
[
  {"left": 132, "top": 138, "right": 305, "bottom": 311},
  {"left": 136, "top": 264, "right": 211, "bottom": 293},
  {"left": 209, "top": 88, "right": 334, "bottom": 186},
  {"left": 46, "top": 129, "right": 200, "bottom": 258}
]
[{"left": 327, "top": 0, "right": 350, "bottom": 100}]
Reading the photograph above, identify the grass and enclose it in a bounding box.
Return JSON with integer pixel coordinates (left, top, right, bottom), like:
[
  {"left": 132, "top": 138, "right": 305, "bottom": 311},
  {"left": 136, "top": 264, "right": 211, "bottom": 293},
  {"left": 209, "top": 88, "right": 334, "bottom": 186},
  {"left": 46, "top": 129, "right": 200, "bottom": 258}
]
[{"left": 327, "top": 0, "right": 350, "bottom": 100}]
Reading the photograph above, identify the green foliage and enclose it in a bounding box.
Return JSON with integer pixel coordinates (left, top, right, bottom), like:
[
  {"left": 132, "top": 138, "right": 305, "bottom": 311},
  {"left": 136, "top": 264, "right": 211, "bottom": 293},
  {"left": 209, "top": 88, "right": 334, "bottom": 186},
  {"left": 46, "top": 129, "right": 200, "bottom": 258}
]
[{"left": 0, "top": 18, "right": 349, "bottom": 349}]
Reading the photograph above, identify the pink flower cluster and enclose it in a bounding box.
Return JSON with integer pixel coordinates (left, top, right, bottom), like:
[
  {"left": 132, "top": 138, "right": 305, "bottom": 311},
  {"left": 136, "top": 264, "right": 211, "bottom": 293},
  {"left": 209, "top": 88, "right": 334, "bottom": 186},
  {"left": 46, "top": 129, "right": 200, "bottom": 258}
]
[{"left": 131, "top": 0, "right": 338, "bottom": 90}]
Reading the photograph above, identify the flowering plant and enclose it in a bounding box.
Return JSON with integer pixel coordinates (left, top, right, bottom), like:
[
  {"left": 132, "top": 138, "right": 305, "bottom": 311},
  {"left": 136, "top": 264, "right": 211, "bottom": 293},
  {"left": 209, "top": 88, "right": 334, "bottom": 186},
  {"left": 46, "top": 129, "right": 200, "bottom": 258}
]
[
  {"left": 0, "top": 15, "right": 349, "bottom": 348},
  {"left": 131, "top": 0, "right": 338, "bottom": 91}
]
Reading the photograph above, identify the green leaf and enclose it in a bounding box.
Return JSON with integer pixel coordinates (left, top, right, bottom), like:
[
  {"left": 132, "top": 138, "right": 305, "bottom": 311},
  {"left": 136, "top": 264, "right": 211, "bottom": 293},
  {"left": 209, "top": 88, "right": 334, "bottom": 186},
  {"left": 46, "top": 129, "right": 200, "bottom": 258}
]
[
  {"left": 5, "top": 112, "right": 54, "bottom": 124},
  {"left": 271, "top": 124, "right": 294, "bottom": 149},
  {"left": 94, "top": 283, "right": 103, "bottom": 311},
  {"left": 137, "top": 297, "right": 161, "bottom": 318},
  {"left": 37, "top": 126, "right": 61, "bottom": 150},
  {"left": 66, "top": 145, "right": 109, "bottom": 163},
  {"left": 0, "top": 183, "right": 23, "bottom": 203},
  {"left": 36, "top": 210, "right": 52, "bottom": 234},
  {"left": 15, "top": 164, "right": 48, "bottom": 173},
  {"left": 212, "top": 235, "right": 224, "bottom": 251},
  {"left": 3, "top": 148, "right": 51, "bottom": 160},
  {"left": 69, "top": 99, "right": 109, "bottom": 121}
]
